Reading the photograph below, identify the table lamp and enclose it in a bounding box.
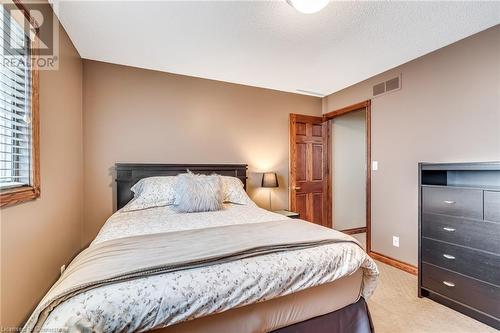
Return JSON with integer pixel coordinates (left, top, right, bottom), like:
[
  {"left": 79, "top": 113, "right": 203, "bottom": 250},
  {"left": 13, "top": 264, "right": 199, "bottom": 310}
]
[{"left": 261, "top": 172, "right": 279, "bottom": 210}]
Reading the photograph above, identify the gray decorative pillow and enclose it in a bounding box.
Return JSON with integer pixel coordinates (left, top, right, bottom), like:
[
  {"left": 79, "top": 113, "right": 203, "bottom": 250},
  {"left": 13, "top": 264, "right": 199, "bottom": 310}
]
[
  {"left": 174, "top": 172, "right": 223, "bottom": 213},
  {"left": 122, "top": 176, "right": 176, "bottom": 212}
]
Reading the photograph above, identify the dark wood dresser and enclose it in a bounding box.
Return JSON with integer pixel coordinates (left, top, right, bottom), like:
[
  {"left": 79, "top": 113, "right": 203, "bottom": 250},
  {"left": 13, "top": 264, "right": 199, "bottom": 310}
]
[{"left": 418, "top": 162, "right": 500, "bottom": 329}]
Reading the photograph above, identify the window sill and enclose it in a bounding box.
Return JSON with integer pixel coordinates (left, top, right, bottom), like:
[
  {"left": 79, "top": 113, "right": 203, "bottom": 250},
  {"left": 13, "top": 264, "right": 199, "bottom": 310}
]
[{"left": 0, "top": 185, "right": 40, "bottom": 207}]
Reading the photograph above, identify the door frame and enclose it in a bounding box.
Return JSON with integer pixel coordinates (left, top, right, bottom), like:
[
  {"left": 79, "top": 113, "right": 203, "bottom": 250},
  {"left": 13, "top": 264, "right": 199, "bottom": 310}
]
[{"left": 323, "top": 100, "right": 372, "bottom": 253}]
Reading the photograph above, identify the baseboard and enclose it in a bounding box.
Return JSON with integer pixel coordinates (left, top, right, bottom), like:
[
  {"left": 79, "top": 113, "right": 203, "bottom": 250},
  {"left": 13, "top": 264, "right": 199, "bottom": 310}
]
[
  {"left": 369, "top": 251, "right": 418, "bottom": 275},
  {"left": 341, "top": 227, "right": 366, "bottom": 235}
]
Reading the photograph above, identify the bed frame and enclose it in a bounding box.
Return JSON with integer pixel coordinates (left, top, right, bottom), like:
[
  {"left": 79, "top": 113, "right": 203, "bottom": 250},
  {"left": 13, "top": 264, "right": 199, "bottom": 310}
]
[{"left": 115, "top": 163, "right": 248, "bottom": 210}]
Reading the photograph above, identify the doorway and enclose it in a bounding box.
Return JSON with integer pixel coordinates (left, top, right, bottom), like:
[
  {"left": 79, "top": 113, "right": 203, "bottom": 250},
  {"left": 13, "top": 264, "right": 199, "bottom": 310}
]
[
  {"left": 323, "top": 101, "right": 371, "bottom": 252},
  {"left": 289, "top": 101, "right": 371, "bottom": 251},
  {"left": 331, "top": 109, "right": 366, "bottom": 233}
]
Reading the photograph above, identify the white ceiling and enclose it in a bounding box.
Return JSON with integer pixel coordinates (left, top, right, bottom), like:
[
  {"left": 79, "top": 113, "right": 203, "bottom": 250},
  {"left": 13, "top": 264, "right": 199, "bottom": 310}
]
[{"left": 52, "top": 1, "right": 500, "bottom": 96}]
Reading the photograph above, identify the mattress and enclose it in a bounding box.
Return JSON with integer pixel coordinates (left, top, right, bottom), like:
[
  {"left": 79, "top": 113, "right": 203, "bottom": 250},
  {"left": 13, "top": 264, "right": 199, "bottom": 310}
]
[
  {"left": 41, "top": 204, "right": 378, "bottom": 332},
  {"left": 154, "top": 269, "right": 364, "bottom": 333}
]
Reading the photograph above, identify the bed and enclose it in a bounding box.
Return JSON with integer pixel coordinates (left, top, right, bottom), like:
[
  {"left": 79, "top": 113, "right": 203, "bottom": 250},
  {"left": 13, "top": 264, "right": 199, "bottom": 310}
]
[{"left": 24, "top": 164, "right": 379, "bottom": 333}]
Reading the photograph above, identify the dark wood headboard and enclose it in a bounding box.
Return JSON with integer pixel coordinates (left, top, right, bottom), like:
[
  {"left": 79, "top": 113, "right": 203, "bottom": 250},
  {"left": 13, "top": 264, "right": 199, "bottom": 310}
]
[{"left": 115, "top": 163, "right": 248, "bottom": 210}]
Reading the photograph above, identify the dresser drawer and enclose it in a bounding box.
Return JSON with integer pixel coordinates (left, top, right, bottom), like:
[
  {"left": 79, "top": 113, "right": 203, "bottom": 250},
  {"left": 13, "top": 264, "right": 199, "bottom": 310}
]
[
  {"left": 422, "top": 238, "right": 500, "bottom": 286},
  {"left": 485, "top": 191, "right": 500, "bottom": 223},
  {"left": 422, "top": 186, "right": 483, "bottom": 219},
  {"left": 422, "top": 213, "right": 500, "bottom": 254},
  {"left": 422, "top": 263, "right": 500, "bottom": 319}
]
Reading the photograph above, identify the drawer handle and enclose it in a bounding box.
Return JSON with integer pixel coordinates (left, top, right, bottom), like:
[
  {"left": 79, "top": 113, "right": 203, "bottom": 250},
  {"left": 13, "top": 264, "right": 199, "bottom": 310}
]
[
  {"left": 443, "top": 227, "right": 456, "bottom": 232},
  {"left": 443, "top": 200, "right": 456, "bottom": 204},
  {"left": 443, "top": 281, "right": 455, "bottom": 287},
  {"left": 443, "top": 254, "right": 455, "bottom": 260}
]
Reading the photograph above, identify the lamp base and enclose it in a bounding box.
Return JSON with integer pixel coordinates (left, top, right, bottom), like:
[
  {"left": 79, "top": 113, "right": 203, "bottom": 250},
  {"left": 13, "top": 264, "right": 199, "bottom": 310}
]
[{"left": 269, "top": 189, "right": 272, "bottom": 211}]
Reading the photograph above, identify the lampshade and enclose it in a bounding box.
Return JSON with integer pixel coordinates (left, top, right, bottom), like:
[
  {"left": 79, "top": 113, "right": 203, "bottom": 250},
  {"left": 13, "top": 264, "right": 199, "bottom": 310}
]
[{"left": 261, "top": 172, "right": 279, "bottom": 188}]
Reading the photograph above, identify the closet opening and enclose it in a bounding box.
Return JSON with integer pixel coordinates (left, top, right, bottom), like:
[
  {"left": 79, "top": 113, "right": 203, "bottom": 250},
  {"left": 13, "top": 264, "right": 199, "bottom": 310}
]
[{"left": 324, "top": 101, "right": 371, "bottom": 252}]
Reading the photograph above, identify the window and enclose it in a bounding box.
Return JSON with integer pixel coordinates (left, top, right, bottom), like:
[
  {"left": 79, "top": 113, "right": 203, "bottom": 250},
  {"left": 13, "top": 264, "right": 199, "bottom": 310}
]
[{"left": 0, "top": 3, "right": 40, "bottom": 207}]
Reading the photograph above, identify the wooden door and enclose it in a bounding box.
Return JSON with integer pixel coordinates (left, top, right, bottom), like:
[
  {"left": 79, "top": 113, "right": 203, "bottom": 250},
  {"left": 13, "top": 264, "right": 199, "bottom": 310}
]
[{"left": 290, "top": 114, "right": 330, "bottom": 227}]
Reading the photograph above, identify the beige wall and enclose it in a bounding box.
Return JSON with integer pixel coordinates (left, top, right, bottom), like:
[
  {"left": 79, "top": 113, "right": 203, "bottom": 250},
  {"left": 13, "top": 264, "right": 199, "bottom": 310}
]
[
  {"left": 323, "top": 25, "right": 500, "bottom": 265},
  {"left": 0, "top": 14, "right": 84, "bottom": 328},
  {"left": 331, "top": 110, "right": 366, "bottom": 231},
  {"left": 82, "top": 61, "right": 322, "bottom": 244}
]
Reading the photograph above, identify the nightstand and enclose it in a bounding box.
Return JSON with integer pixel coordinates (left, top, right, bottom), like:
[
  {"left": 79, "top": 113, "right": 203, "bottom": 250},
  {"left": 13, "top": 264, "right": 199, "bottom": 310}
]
[{"left": 274, "top": 210, "right": 300, "bottom": 219}]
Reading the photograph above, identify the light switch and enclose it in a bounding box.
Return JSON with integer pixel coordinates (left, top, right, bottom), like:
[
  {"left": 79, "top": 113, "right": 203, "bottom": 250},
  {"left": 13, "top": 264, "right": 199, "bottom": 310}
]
[{"left": 372, "top": 161, "right": 378, "bottom": 171}]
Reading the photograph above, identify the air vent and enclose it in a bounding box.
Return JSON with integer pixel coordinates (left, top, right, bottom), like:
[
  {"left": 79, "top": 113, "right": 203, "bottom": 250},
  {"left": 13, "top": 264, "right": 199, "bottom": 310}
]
[
  {"left": 372, "top": 74, "right": 401, "bottom": 97},
  {"left": 296, "top": 89, "right": 324, "bottom": 97},
  {"left": 385, "top": 77, "right": 400, "bottom": 91},
  {"left": 372, "top": 82, "right": 385, "bottom": 96}
]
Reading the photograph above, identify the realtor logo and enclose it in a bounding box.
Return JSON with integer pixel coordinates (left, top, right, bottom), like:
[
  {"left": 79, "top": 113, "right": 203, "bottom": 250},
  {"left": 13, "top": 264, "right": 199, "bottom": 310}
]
[{"left": 1, "top": 1, "right": 59, "bottom": 70}]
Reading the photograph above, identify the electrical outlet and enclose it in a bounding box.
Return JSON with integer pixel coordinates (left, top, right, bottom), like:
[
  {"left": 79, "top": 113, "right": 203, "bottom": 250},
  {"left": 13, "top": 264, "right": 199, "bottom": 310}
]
[
  {"left": 372, "top": 161, "right": 378, "bottom": 171},
  {"left": 392, "top": 236, "right": 400, "bottom": 247}
]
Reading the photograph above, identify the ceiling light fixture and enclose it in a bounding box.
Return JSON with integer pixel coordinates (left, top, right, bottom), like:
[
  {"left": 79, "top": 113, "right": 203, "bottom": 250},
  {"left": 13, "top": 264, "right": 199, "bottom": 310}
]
[{"left": 287, "top": 0, "right": 329, "bottom": 14}]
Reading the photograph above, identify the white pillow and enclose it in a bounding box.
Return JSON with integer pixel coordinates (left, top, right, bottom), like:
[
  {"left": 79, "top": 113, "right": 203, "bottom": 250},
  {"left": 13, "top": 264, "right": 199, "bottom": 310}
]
[
  {"left": 174, "top": 173, "right": 223, "bottom": 213},
  {"left": 122, "top": 176, "right": 176, "bottom": 212},
  {"left": 221, "top": 176, "right": 254, "bottom": 205}
]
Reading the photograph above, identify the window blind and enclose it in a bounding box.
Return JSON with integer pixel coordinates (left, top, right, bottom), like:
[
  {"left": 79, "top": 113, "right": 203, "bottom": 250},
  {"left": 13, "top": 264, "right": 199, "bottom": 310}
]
[{"left": 0, "top": 5, "right": 32, "bottom": 190}]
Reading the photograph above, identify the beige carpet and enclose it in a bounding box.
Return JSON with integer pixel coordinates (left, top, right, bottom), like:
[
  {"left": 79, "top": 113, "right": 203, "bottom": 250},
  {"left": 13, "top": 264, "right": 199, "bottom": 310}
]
[{"left": 368, "top": 260, "right": 498, "bottom": 333}]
